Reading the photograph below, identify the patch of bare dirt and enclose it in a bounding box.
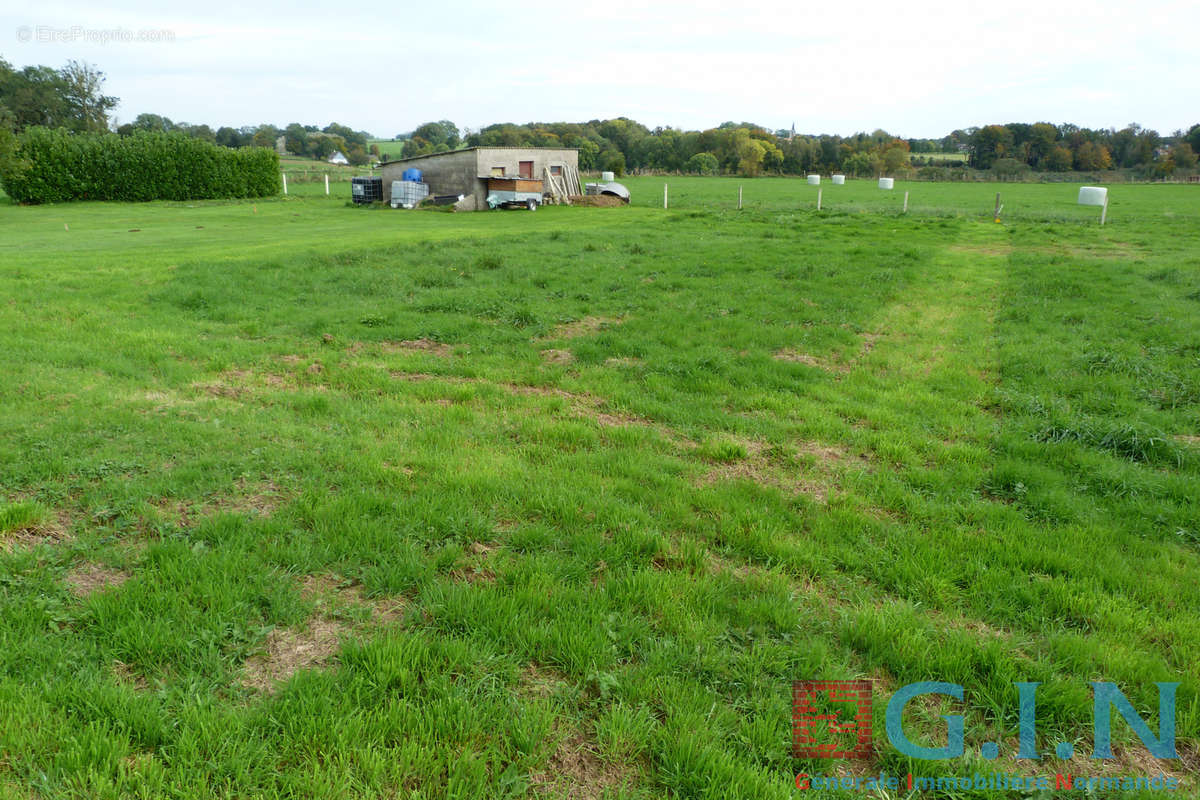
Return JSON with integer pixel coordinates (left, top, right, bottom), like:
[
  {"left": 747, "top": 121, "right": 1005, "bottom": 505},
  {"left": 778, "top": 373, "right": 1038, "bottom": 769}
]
[
  {"left": 112, "top": 660, "right": 151, "bottom": 692},
  {"left": 193, "top": 369, "right": 253, "bottom": 399},
  {"left": 1005, "top": 739, "right": 1196, "bottom": 782},
  {"left": 529, "top": 727, "right": 635, "bottom": 799},
  {"left": 795, "top": 439, "right": 851, "bottom": 466},
  {"left": 543, "top": 316, "right": 619, "bottom": 341},
  {"left": 773, "top": 332, "right": 880, "bottom": 373},
  {"left": 696, "top": 439, "right": 848, "bottom": 503},
  {"left": 706, "top": 552, "right": 761, "bottom": 580},
  {"left": 297, "top": 574, "right": 405, "bottom": 622},
  {"left": 947, "top": 244, "right": 1013, "bottom": 257},
  {"left": 519, "top": 663, "right": 570, "bottom": 698},
  {"left": 388, "top": 371, "right": 473, "bottom": 384},
  {"left": 603, "top": 357, "right": 642, "bottom": 367},
  {"left": 381, "top": 338, "right": 453, "bottom": 357},
  {"left": 540, "top": 348, "right": 575, "bottom": 365},
  {"left": 149, "top": 479, "right": 284, "bottom": 528},
  {"left": 698, "top": 460, "right": 832, "bottom": 503},
  {"left": 242, "top": 618, "right": 345, "bottom": 692},
  {"left": 773, "top": 349, "right": 841, "bottom": 372},
  {"left": 502, "top": 383, "right": 690, "bottom": 446},
  {"left": 1, "top": 508, "right": 71, "bottom": 550},
  {"left": 191, "top": 368, "right": 297, "bottom": 399},
  {"left": 567, "top": 195, "right": 626, "bottom": 208},
  {"left": 858, "top": 332, "right": 881, "bottom": 358},
  {"left": 66, "top": 562, "right": 131, "bottom": 598},
  {"left": 450, "top": 541, "right": 499, "bottom": 585},
  {"left": 1176, "top": 435, "right": 1200, "bottom": 447},
  {"left": 243, "top": 574, "right": 405, "bottom": 693}
]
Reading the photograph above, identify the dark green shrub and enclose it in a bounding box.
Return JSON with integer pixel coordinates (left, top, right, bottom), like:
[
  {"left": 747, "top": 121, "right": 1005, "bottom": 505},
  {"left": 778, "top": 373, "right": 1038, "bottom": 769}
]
[{"left": 0, "top": 127, "right": 280, "bottom": 203}]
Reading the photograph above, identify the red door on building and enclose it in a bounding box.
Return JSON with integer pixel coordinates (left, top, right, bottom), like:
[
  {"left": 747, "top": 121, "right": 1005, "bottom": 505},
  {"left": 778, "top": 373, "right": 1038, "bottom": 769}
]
[{"left": 519, "top": 161, "right": 533, "bottom": 179}]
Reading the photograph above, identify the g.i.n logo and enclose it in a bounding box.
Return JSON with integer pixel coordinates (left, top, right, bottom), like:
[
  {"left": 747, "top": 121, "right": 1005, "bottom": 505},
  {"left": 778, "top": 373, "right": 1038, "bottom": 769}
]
[{"left": 793, "top": 680, "right": 1180, "bottom": 761}]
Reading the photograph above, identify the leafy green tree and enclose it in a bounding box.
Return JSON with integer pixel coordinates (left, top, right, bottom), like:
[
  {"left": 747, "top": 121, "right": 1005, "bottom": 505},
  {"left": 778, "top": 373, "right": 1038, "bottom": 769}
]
[
  {"left": 216, "top": 126, "right": 245, "bottom": 148},
  {"left": 734, "top": 133, "right": 765, "bottom": 177},
  {"left": 412, "top": 120, "right": 459, "bottom": 149},
  {"left": 1028, "top": 122, "right": 1058, "bottom": 166},
  {"left": 1169, "top": 141, "right": 1197, "bottom": 170},
  {"left": 599, "top": 149, "right": 625, "bottom": 177},
  {"left": 576, "top": 139, "right": 600, "bottom": 169},
  {"left": 132, "top": 113, "right": 175, "bottom": 133},
  {"left": 252, "top": 125, "right": 279, "bottom": 149},
  {"left": 283, "top": 123, "right": 308, "bottom": 155},
  {"left": 880, "top": 144, "right": 910, "bottom": 175},
  {"left": 970, "top": 125, "right": 1014, "bottom": 169},
  {"left": 759, "top": 138, "right": 784, "bottom": 173},
  {"left": 684, "top": 152, "right": 719, "bottom": 175},
  {"left": 991, "top": 157, "right": 1030, "bottom": 180},
  {"left": 59, "top": 61, "right": 116, "bottom": 133},
  {"left": 323, "top": 122, "right": 369, "bottom": 148},
  {"left": 1186, "top": 125, "right": 1200, "bottom": 156},
  {"left": 842, "top": 151, "right": 874, "bottom": 177},
  {"left": 0, "top": 62, "right": 68, "bottom": 130},
  {"left": 401, "top": 135, "right": 433, "bottom": 159}
]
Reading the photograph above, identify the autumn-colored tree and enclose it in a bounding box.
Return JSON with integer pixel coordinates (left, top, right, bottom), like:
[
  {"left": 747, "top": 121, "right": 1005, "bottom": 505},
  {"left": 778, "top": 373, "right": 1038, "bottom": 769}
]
[
  {"left": 1074, "top": 141, "right": 1113, "bottom": 171},
  {"left": 1041, "top": 145, "right": 1073, "bottom": 172}
]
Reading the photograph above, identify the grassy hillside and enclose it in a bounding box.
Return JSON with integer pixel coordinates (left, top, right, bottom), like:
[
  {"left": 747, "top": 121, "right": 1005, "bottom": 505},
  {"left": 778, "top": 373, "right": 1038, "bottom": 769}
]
[{"left": 0, "top": 182, "right": 1197, "bottom": 798}]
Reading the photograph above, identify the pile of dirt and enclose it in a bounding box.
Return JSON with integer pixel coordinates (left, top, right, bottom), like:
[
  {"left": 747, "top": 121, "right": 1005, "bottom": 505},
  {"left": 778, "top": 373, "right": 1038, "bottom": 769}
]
[{"left": 568, "top": 195, "right": 626, "bottom": 208}]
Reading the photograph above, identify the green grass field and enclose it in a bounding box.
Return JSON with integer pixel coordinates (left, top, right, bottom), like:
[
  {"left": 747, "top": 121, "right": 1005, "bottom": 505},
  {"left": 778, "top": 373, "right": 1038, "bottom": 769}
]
[{"left": 1, "top": 179, "right": 1198, "bottom": 798}]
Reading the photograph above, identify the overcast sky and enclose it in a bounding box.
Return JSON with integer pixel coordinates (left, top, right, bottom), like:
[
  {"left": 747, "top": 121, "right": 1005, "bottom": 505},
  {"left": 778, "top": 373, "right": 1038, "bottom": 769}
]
[{"left": 3, "top": 0, "right": 1197, "bottom": 139}]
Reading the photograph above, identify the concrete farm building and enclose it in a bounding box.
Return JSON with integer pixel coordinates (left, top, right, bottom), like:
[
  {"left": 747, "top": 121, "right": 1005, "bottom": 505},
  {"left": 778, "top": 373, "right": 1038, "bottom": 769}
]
[{"left": 377, "top": 146, "right": 579, "bottom": 210}]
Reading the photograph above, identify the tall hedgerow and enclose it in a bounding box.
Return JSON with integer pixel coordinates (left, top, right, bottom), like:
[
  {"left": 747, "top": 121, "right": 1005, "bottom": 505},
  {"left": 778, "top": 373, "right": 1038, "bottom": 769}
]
[{"left": 0, "top": 127, "right": 280, "bottom": 203}]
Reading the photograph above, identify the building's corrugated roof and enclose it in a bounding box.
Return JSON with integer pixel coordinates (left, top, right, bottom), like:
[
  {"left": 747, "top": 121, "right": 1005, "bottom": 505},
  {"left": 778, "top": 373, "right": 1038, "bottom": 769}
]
[{"left": 377, "top": 146, "right": 579, "bottom": 168}]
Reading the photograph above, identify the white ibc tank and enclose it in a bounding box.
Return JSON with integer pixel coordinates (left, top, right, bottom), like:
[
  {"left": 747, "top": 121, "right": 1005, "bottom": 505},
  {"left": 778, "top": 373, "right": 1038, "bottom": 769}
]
[
  {"left": 831, "top": 174, "right": 845, "bottom": 185},
  {"left": 601, "top": 171, "right": 615, "bottom": 182},
  {"left": 807, "top": 175, "right": 820, "bottom": 185},
  {"left": 878, "top": 178, "right": 894, "bottom": 190},
  {"left": 1078, "top": 186, "right": 1108, "bottom": 207}
]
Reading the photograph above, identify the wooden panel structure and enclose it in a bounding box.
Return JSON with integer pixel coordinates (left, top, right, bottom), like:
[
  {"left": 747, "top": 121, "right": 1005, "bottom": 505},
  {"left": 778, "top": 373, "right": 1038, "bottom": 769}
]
[
  {"left": 487, "top": 177, "right": 543, "bottom": 193},
  {"left": 541, "top": 164, "right": 582, "bottom": 204}
]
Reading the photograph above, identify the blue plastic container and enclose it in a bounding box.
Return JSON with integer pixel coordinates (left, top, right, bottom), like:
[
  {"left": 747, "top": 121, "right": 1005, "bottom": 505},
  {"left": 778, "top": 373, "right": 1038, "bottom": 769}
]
[{"left": 402, "top": 168, "right": 422, "bottom": 182}]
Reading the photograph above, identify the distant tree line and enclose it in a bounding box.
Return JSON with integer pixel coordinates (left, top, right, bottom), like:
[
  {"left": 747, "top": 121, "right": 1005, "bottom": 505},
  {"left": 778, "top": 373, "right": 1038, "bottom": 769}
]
[
  {"left": 392, "top": 118, "right": 1200, "bottom": 179},
  {"left": 962, "top": 122, "right": 1198, "bottom": 177}
]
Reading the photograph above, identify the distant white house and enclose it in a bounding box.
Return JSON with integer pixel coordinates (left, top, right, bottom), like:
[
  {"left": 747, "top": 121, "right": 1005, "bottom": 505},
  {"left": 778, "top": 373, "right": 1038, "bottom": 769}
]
[{"left": 327, "top": 150, "right": 349, "bottom": 165}]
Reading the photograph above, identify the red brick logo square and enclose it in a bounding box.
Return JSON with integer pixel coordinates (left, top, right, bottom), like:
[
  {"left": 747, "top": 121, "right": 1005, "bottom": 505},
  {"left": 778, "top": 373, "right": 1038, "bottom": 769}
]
[{"left": 792, "top": 680, "right": 873, "bottom": 759}]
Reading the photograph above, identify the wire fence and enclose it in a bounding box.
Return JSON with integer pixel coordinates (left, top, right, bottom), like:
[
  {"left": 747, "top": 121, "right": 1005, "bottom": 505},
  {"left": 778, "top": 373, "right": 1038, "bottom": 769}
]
[{"left": 617, "top": 177, "right": 1197, "bottom": 226}]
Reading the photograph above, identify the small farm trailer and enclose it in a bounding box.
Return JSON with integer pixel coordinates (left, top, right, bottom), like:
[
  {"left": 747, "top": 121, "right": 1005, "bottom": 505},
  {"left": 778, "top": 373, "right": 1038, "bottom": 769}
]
[{"left": 486, "top": 178, "right": 544, "bottom": 210}]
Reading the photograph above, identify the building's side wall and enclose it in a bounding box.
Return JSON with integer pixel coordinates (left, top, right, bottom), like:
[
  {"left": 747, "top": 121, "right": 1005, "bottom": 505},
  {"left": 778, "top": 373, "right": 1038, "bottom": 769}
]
[{"left": 378, "top": 149, "right": 477, "bottom": 204}]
